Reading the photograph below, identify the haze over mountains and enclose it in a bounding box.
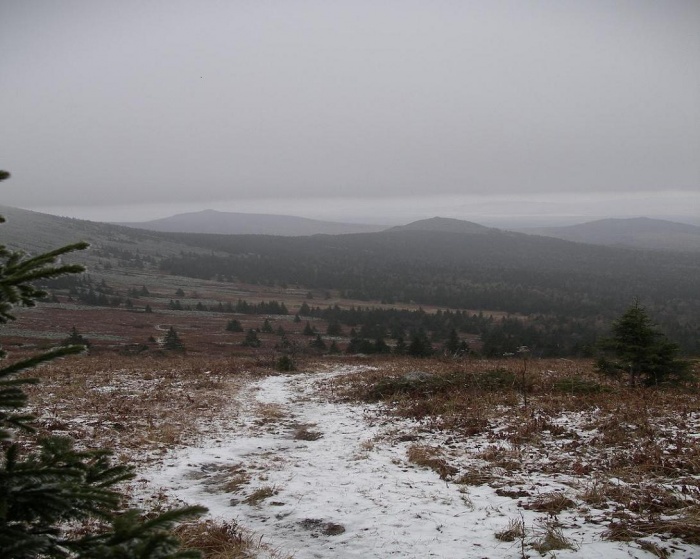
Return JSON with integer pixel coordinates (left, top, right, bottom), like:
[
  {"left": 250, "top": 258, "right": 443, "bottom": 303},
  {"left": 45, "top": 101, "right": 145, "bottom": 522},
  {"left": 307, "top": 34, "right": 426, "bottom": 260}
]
[
  {"left": 116, "top": 210, "right": 383, "bottom": 236},
  {"left": 1, "top": 200, "right": 698, "bottom": 256},
  {"left": 116, "top": 209, "right": 700, "bottom": 253},
  {"left": 2, "top": 203, "right": 698, "bottom": 351},
  {"left": 521, "top": 217, "right": 700, "bottom": 253}
]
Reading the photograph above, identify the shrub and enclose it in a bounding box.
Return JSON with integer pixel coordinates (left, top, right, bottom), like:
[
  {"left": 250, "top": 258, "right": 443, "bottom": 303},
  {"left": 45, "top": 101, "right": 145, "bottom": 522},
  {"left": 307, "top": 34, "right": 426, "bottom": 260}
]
[{"left": 597, "top": 301, "right": 691, "bottom": 386}]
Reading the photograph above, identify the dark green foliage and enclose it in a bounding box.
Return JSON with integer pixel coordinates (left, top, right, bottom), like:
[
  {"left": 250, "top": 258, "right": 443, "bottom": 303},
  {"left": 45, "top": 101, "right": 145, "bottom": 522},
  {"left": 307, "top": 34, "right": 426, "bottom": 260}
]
[
  {"left": 275, "top": 355, "right": 295, "bottom": 372},
  {"left": 162, "top": 327, "right": 185, "bottom": 351},
  {"left": 393, "top": 337, "right": 406, "bottom": 355},
  {"left": 373, "top": 337, "right": 391, "bottom": 354},
  {"left": 345, "top": 337, "right": 376, "bottom": 355},
  {"left": 326, "top": 320, "right": 343, "bottom": 336},
  {"left": 309, "top": 334, "right": 326, "bottom": 350},
  {"left": 144, "top": 304, "right": 153, "bottom": 313},
  {"left": 0, "top": 176, "right": 204, "bottom": 558},
  {"left": 293, "top": 314, "right": 301, "bottom": 324},
  {"left": 261, "top": 319, "right": 273, "bottom": 333},
  {"left": 175, "top": 288, "right": 185, "bottom": 297},
  {"left": 302, "top": 322, "right": 315, "bottom": 336},
  {"left": 597, "top": 301, "right": 691, "bottom": 386},
  {"left": 242, "top": 329, "right": 261, "bottom": 348},
  {"left": 62, "top": 326, "right": 90, "bottom": 348},
  {"left": 276, "top": 334, "right": 292, "bottom": 351},
  {"left": 443, "top": 328, "right": 469, "bottom": 356},
  {"left": 407, "top": 330, "right": 433, "bottom": 357},
  {"left": 328, "top": 340, "right": 341, "bottom": 354},
  {"left": 225, "top": 319, "right": 243, "bottom": 332},
  {"left": 232, "top": 299, "right": 288, "bottom": 315},
  {"left": 344, "top": 335, "right": 390, "bottom": 355},
  {"left": 157, "top": 228, "right": 700, "bottom": 353}
]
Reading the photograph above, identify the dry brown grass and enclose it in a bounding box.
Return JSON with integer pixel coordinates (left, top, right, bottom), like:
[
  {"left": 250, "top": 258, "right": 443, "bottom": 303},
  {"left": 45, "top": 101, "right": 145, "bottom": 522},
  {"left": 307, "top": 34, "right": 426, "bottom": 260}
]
[
  {"left": 332, "top": 355, "right": 700, "bottom": 546},
  {"left": 494, "top": 517, "right": 525, "bottom": 542},
  {"left": 243, "top": 486, "right": 277, "bottom": 506},
  {"left": 527, "top": 492, "right": 576, "bottom": 515},
  {"left": 292, "top": 424, "right": 322, "bottom": 441},
  {"left": 175, "top": 520, "right": 249, "bottom": 558},
  {"left": 406, "top": 444, "right": 458, "bottom": 480},
  {"left": 604, "top": 507, "right": 700, "bottom": 546},
  {"left": 16, "top": 351, "right": 700, "bottom": 552},
  {"left": 531, "top": 520, "right": 577, "bottom": 554},
  {"left": 175, "top": 519, "right": 292, "bottom": 559},
  {"left": 22, "top": 354, "right": 253, "bottom": 463},
  {"left": 15, "top": 352, "right": 267, "bottom": 557}
]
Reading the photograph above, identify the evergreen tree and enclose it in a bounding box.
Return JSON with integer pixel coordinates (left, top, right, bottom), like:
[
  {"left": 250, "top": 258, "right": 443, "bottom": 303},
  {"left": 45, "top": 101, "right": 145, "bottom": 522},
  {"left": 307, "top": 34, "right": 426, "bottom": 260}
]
[
  {"left": 276, "top": 334, "right": 292, "bottom": 351},
  {"left": 393, "top": 337, "right": 407, "bottom": 355},
  {"left": 275, "top": 355, "right": 295, "bottom": 372},
  {"left": 0, "top": 170, "right": 204, "bottom": 558},
  {"left": 162, "top": 327, "right": 185, "bottom": 351},
  {"left": 374, "top": 337, "right": 390, "bottom": 354},
  {"left": 225, "top": 319, "right": 243, "bottom": 332},
  {"left": 328, "top": 340, "right": 341, "bottom": 354},
  {"left": 407, "top": 330, "right": 433, "bottom": 357},
  {"left": 345, "top": 337, "right": 375, "bottom": 355},
  {"left": 309, "top": 334, "right": 326, "bottom": 350},
  {"left": 444, "top": 328, "right": 461, "bottom": 355},
  {"left": 261, "top": 319, "right": 273, "bottom": 333},
  {"left": 302, "top": 321, "right": 315, "bottom": 336},
  {"left": 326, "top": 320, "right": 343, "bottom": 336},
  {"left": 62, "top": 326, "right": 90, "bottom": 348},
  {"left": 242, "top": 329, "right": 261, "bottom": 348},
  {"left": 597, "top": 300, "right": 690, "bottom": 386}
]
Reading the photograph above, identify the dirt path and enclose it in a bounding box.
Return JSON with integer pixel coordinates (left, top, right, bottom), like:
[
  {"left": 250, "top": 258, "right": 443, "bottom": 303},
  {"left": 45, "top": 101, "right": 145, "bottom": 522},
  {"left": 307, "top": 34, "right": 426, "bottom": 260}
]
[{"left": 142, "top": 366, "right": 682, "bottom": 559}]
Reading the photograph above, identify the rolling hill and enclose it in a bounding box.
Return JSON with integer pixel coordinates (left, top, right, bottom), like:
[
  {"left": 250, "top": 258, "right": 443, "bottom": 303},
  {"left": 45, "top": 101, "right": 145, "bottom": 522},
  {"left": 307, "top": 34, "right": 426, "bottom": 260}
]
[
  {"left": 387, "top": 216, "right": 494, "bottom": 235},
  {"left": 116, "top": 209, "right": 384, "bottom": 236},
  {"left": 521, "top": 217, "right": 700, "bottom": 252}
]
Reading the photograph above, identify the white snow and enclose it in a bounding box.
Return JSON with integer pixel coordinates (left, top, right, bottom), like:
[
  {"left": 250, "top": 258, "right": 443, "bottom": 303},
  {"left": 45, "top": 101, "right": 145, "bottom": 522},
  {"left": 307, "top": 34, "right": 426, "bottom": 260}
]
[{"left": 140, "top": 365, "right": 698, "bottom": 558}]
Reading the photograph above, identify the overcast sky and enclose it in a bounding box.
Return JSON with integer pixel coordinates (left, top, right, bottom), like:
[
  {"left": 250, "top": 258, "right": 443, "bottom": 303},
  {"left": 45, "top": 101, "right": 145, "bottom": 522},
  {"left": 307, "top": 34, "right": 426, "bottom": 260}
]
[{"left": 1, "top": 1, "right": 699, "bottom": 225}]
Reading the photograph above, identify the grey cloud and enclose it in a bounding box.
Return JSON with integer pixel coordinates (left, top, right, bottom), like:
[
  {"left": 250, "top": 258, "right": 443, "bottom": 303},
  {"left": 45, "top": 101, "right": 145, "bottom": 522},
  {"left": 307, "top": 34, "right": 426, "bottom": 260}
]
[{"left": 1, "top": 1, "right": 698, "bottom": 212}]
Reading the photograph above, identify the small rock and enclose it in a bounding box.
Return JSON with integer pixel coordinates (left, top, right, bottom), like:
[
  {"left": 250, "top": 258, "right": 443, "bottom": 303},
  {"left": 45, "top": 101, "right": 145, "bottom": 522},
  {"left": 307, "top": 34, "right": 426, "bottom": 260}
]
[
  {"left": 323, "top": 523, "right": 346, "bottom": 536},
  {"left": 401, "top": 371, "right": 435, "bottom": 383}
]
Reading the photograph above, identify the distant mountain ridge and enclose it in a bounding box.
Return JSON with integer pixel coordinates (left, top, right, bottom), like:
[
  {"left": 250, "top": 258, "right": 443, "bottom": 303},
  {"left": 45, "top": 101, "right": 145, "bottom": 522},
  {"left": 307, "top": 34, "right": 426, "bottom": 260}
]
[
  {"left": 116, "top": 209, "right": 384, "bottom": 236},
  {"left": 388, "top": 216, "right": 495, "bottom": 235},
  {"left": 521, "top": 217, "right": 700, "bottom": 252}
]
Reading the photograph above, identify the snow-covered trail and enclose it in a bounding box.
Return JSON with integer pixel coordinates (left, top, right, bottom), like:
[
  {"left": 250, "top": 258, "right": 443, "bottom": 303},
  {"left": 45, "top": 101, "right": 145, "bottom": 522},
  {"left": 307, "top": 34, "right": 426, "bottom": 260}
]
[{"left": 141, "top": 366, "right": 674, "bottom": 559}]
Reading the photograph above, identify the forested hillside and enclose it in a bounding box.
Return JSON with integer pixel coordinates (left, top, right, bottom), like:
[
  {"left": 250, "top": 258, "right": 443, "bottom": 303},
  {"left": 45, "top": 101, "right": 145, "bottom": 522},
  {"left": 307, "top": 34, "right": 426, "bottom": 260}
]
[
  {"left": 156, "top": 227, "right": 700, "bottom": 353},
  {"left": 3, "top": 206, "right": 697, "bottom": 354},
  {"left": 523, "top": 217, "right": 700, "bottom": 252}
]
